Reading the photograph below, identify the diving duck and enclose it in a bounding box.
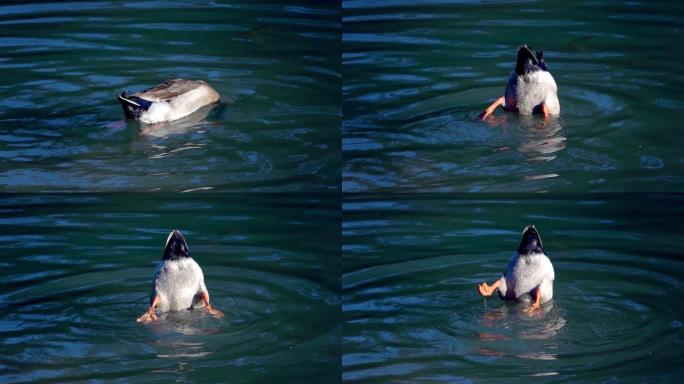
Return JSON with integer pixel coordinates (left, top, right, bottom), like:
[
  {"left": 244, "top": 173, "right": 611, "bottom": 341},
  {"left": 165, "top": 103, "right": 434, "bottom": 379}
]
[
  {"left": 477, "top": 225, "right": 555, "bottom": 313},
  {"left": 479, "top": 45, "right": 560, "bottom": 120},
  {"left": 137, "top": 230, "right": 223, "bottom": 323},
  {"left": 118, "top": 79, "right": 220, "bottom": 124}
]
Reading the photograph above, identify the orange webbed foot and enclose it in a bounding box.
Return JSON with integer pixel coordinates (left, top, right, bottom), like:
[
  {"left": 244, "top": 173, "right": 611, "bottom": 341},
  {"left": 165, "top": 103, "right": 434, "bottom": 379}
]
[
  {"left": 478, "top": 278, "right": 502, "bottom": 297},
  {"left": 136, "top": 309, "right": 159, "bottom": 323},
  {"left": 206, "top": 305, "right": 224, "bottom": 319},
  {"left": 478, "top": 96, "right": 505, "bottom": 121},
  {"left": 478, "top": 282, "right": 495, "bottom": 296},
  {"left": 525, "top": 303, "right": 542, "bottom": 315}
]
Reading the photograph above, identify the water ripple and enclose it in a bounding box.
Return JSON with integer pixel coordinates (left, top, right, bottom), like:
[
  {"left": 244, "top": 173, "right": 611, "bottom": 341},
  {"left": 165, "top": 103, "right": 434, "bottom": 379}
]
[
  {"left": 342, "top": 1, "right": 683, "bottom": 192},
  {"left": 343, "top": 195, "right": 684, "bottom": 382},
  {"left": 0, "top": 1, "right": 340, "bottom": 192}
]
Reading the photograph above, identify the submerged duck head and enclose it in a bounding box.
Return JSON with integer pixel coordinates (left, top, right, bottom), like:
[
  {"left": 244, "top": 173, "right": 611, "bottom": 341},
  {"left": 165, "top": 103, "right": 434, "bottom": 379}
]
[
  {"left": 163, "top": 229, "right": 191, "bottom": 260},
  {"left": 517, "top": 225, "right": 544, "bottom": 255},
  {"left": 515, "top": 44, "right": 548, "bottom": 75}
]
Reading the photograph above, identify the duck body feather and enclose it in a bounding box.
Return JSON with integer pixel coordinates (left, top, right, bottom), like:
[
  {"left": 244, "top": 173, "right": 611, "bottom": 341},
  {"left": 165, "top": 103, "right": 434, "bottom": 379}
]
[
  {"left": 503, "top": 45, "right": 560, "bottom": 116},
  {"left": 498, "top": 251, "right": 555, "bottom": 304},
  {"left": 152, "top": 257, "right": 208, "bottom": 312},
  {"left": 504, "top": 70, "right": 560, "bottom": 116},
  {"left": 498, "top": 225, "right": 555, "bottom": 304},
  {"left": 118, "top": 79, "right": 220, "bottom": 124}
]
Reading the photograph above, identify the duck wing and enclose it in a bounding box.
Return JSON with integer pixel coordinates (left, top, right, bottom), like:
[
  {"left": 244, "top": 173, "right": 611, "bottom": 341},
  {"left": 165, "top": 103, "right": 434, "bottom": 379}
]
[{"left": 133, "top": 79, "right": 206, "bottom": 101}]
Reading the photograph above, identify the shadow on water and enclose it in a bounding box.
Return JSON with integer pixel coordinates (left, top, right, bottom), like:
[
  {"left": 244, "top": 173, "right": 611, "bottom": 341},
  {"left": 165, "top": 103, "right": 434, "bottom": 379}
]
[
  {"left": 486, "top": 114, "right": 566, "bottom": 181},
  {"left": 475, "top": 301, "right": 566, "bottom": 362},
  {"left": 146, "top": 311, "right": 223, "bottom": 360}
]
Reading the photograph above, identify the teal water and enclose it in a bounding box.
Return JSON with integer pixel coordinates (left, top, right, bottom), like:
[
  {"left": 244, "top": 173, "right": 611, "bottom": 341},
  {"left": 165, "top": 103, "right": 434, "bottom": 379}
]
[
  {"left": 0, "top": 1, "right": 340, "bottom": 192},
  {"left": 0, "top": 194, "right": 340, "bottom": 383},
  {"left": 342, "top": 194, "right": 684, "bottom": 382},
  {"left": 343, "top": 0, "right": 684, "bottom": 192},
  {"left": 2, "top": 1, "right": 684, "bottom": 383}
]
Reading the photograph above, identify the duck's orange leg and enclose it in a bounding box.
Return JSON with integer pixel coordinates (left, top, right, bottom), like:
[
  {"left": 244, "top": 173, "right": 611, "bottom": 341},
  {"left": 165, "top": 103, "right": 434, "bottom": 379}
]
[
  {"left": 541, "top": 102, "right": 549, "bottom": 119},
  {"left": 201, "top": 291, "right": 224, "bottom": 319},
  {"left": 137, "top": 295, "right": 160, "bottom": 323},
  {"left": 478, "top": 278, "right": 502, "bottom": 296},
  {"left": 525, "top": 287, "right": 542, "bottom": 314},
  {"left": 478, "top": 96, "right": 505, "bottom": 120}
]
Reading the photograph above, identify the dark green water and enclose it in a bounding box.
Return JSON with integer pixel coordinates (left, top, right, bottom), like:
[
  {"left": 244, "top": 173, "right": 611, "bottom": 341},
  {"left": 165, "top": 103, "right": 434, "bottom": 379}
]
[
  {"left": 0, "top": 1, "right": 340, "bottom": 192},
  {"left": 2, "top": 1, "right": 684, "bottom": 383},
  {"left": 0, "top": 194, "right": 340, "bottom": 383},
  {"left": 343, "top": 0, "right": 684, "bottom": 192},
  {"left": 343, "top": 194, "right": 684, "bottom": 382}
]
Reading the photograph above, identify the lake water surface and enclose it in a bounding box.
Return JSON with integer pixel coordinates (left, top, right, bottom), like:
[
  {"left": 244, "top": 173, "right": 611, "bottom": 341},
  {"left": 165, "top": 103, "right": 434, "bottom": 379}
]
[
  {"left": 0, "top": 1, "right": 340, "bottom": 192},
  {"left": 343, "top": 194, "right": 684, "bottom": 382},
  {"left": 343, "top": 0, "right": 684, "bottom": 192},
  {"left": 2, "top": 1, "right": 683, "bottom": 383},
  {"left": 0, "top": 194, "right": 340, "bottom": 383}
]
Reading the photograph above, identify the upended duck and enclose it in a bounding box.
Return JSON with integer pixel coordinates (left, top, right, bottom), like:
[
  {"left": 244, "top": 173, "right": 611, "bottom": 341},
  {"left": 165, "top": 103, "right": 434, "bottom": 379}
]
[
  {"left": 477, "top": 225, "right": 555, "bottom": 313},
  {"left": 478, "top": 45, "right": 559, "bottom": 120},
  {"left": 118, "top": 79, "right": 220, "bottom": 124},
  {"left": 137, "top": 229, "right": 223, "bottom": 323}
]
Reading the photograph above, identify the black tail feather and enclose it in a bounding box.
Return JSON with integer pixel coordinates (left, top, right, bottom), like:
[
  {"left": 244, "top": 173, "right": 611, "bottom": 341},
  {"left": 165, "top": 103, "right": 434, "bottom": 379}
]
[
  {"left": 515, "top": 44, "right": 548, "bottom": 75},
  {"left": 517, "top": 225, "right": 545, "bottom": 255},
  {"left": 117, "top": 92, "right": 152, "bottom": 119}
]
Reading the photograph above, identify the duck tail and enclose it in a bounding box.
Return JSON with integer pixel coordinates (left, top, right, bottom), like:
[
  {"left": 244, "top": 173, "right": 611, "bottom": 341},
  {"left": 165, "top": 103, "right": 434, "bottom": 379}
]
[
  {"left": 515, "top": 44, "right": 548, "bottom": 75},
  {"left": 535, "top": 50, "right": 548, "bottom": 71},
  {"left": 117, "top": 92, "right": 152, "bottom": 119}
]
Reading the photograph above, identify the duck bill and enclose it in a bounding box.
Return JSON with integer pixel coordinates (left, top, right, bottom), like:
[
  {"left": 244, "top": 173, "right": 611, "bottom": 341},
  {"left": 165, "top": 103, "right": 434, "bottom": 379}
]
[
  {"left": 163, "top": 229, "right": 191, "bottom": 260},
  {"left": 517, "top": 225, "right": 544, "bottom": 255}
]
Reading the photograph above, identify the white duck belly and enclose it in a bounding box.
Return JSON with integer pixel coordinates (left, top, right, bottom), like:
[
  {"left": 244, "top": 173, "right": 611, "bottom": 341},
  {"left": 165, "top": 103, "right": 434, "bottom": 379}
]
[
  {"left": 152, "top": 258, "right": 208, "bottom": 311},
  {"left": 504, "top": 70, "right": 560, "bottom": 116},
  {"left": 499, "top": 252, "right": 555, "bottom": 303}
]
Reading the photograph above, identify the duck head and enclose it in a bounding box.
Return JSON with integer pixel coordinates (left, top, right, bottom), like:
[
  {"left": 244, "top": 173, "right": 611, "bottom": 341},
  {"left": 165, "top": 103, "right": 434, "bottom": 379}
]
[
  {"left": 515, "top": 44, "right": 548, "bottom": 75},
  {"left": 517, "top": 225, "right": 544, "bottom": 255},
  {"left": 163, "top": 229, "right": 191, "bottom": 260}
]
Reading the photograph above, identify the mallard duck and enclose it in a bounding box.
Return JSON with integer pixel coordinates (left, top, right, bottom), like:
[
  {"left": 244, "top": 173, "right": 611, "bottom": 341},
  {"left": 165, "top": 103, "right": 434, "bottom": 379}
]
[
  {"left": 479, "top": 45, "right": 560, "bottom": 120},
  {"left": 136, "top": 230, "right": 223, "bottom": 323},
  {"left": 477, "top": 225, "right": 555, "bottom": 313},
  {"left": 118, "top": 79, "right": 220, "bottom": 124}
]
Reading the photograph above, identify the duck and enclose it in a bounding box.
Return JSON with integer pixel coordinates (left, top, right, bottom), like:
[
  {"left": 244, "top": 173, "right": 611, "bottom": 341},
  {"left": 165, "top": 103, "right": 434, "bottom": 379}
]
[
  {"left": 477, "top": 225, "right": 555, "bottom": 313},
  {"left": 118, "top": 79, "right": 220, "bottom": 124},
  {"left": 136, "top": 229, "right": 223, "bottom": 323},
  {"left": 479, "top": 45, "right": 560, "bottom": 120}
]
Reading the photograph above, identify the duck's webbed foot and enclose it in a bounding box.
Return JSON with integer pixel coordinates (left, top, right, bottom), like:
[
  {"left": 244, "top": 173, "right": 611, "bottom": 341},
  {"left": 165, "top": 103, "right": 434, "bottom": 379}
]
[
  {"left": 477, "top": 278, "right": 502, "bottom": 297},
  {"left": 525, "top": 287, "right": 543, "bottom": 314},
  {"left": 201, "top": 291, "right": 224, "bottom": 319},
  {"left": 137, "top": 295, "right": 160, "bottom": 323},
  {"left": 137, "top": 308, "right": 159, "bottom": 323},
  {"left": 478, "top": 96, "right": 505, "bottom": 120},
  {"left": 206, "top": 305, "right": 224, "bottom": 319}
]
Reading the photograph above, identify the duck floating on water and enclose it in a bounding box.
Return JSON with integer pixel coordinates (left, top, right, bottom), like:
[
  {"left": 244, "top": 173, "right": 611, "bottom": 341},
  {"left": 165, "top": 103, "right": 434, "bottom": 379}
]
[
  {"left": 137, "top": 230, "right": 223, "bottom": 323},
  {"left": 477, "top": 225, "right": 555, "bottom": 313},
  {"left": 479, "top": 45, "right": 559, "bottom": 120},
  {"left": 118, "top": 79, "right": 220, "bottom": 124}
]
